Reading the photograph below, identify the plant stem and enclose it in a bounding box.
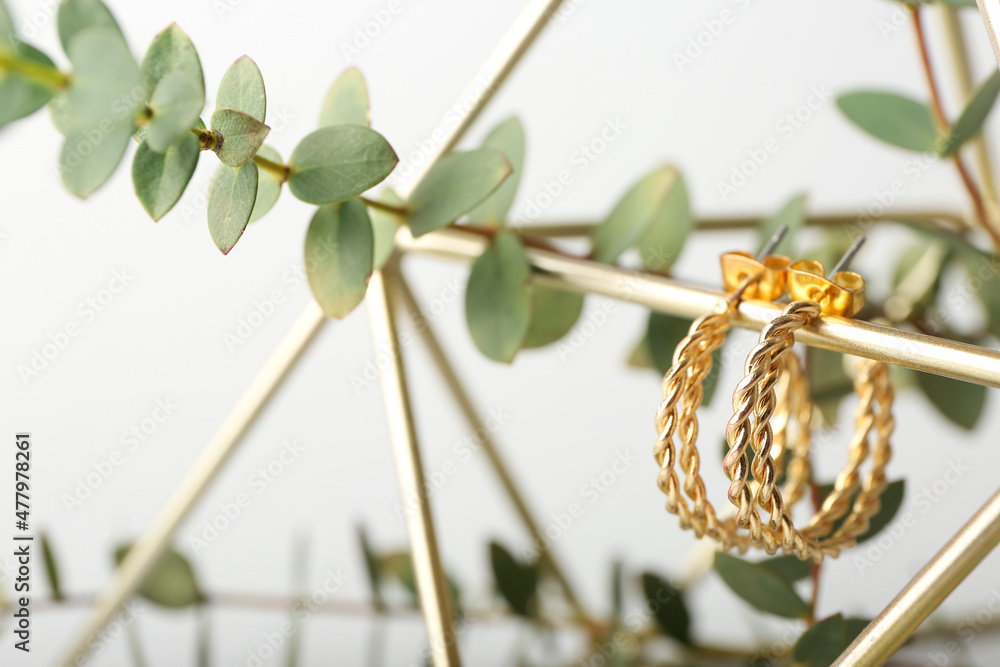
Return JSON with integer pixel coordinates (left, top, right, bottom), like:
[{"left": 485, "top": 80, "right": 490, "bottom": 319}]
[
  {"left": 359, "top": 195, "right": 409, "bottom": 217},
  {"left": 0, "top": 47, "right": 71, "bottom": 89},
  {"left": 252, "top": 153, "right": 291, "bottom": 182},
  {"left": 191, "top": 126, "right": 221, "bottom": 152},
  {"left": 910, "top": 5, "right": 1000, "bottom": 252}
]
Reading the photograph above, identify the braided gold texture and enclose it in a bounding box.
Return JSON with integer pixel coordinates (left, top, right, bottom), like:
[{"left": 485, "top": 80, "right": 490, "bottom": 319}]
[{"left": 722, "top": 301, "right": 895, "bottom": 561}]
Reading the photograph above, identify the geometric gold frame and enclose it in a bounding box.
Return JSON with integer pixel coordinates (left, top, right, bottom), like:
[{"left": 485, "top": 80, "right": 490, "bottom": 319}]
[{"left": 55, "top": 0, "right": 1000, "bottom": 664}]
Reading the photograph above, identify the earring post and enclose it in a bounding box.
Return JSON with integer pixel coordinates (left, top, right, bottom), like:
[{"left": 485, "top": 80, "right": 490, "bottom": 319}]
[
  {"left": 756, "top": 224, "right": 790, "bottom": 260},
  {"left": 829, "top": 235, "right": 867, "bottom": 277}
]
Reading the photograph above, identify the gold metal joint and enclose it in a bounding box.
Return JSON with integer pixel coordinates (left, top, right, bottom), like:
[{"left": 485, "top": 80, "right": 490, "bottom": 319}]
[
  {"left": 788, "top": 259, "right": 866, "bottom": 317},
  {"left": 720, "top": 251, "right": 790, "bottom": 302}
]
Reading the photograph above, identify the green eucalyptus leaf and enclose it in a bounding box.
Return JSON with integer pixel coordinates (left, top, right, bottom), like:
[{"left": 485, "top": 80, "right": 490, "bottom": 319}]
[
  {"left": 140, "top": 23, "right": 204, "bottom": 97},
  {"left": 207, "top": 161, "right": 258, "bottom": 254},
  {"left": 319, "top": 67, "right": 370, "bottom": 127},
  {"left": 60, "top": 120, "right": 134, "bottom": 197},
  {"left": 249, "top": 144, "right": 282, "bottom": 223},
  {"left": 638, "top": 175, "right": 693, "bottom": 272},
  {"left": 611, "top": 560, "right": 623, "bottom": 623},
  {"left": 57, "top": 0, "right": 123, "bottom": 55},
  {"left": 467, "top": 116, "right": 525, "bottom": 226},
  {"left": 146, "top": 71, "right": 203, "bottom": 152},
  {"left": 210, "top": 107, "right": 269, "bottom": 167},
  {"left": 713, "top": 553, "right": 810, "bottom": 619},
  {"left": 758, "top": 193, "right": 808, "bottom": 256},
  {"left": 132, "top": 130, "right": 199, "bottom": 220},
  {"left": 915, "top": 371, "right": 986, "bottom": 430},
  {"left": 793, "top": 614, "right": 870, "bottom": 666},
  {"left": 591, "top": 166, "right": 677, "bottom": 264},
  {"left": 489, "top": 541, "right": 538, "bottom": 618},
  {"left": 837, "top": 91, "right": 938, "bottom": 152},
  {"left": 370, "top": 189, "right": 404, "bottom": 270},
  {"left": 115, "top": 544, "right": 202, "bottom": 608},
  {"left": 304, "top": 199, "right": 374, "bottom": 319},
  {"left": 66, "top": 26, "right": 141, "bottom": 129},
  {"left": 356, "top": 526, "right": 385, "bottom": 610},
  {"left": 0, "top": 42, "right": 57, "bottom": 130},
  {"left": 287, "top": 125, "right": 398, "bottom": 205},
  {"left": 216, "top": 55, "right": 265, "bottom": 122},
  {"left": 408, "top": 149, "right": 512, "bottom": 237},
  {"left": 808, "top": 346, "right": 853, "bottom": 426},
  {"left": 641, "top": 572, "right": 691, "bottom": 644},
  {"left": 856, "top": 480, "right": 906, "bottom": 543},
  {"left": 465, "top": 231, "right": 533, "bottom": 362},
  {"left": 40, "top": 532, "right": 64, "bottom": 601},
  {"left": 381, "top": 551, "right": 418, "bottom": 602},
  {"left": 758, "top": 554, "right": 812, "bottom": 583},
  {"left": 522, "top": 287, "right": 584, "bottom": 348},
  {"left": 0, "top": 1, "right": 12, "bottom": 39},
  {"left": 941, "top": 70, "right": 1000, "bottom": 157}
]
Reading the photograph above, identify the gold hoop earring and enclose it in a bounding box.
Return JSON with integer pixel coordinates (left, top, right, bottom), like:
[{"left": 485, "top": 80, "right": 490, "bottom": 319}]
[
  {"left": 653, "top": 249, "right": 813, "bottom": 553},
  {"left": 723, "top": 259, "right": 894, "bottom": 561}
]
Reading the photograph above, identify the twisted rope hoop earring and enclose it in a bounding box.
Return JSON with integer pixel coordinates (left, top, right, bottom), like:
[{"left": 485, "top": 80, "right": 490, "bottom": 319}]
[
  {"left": 653, "top": 229, "right": 815, "bottom": 552},
  {"left": 723, "top": 249, "right": 895, "bottom": 561}
]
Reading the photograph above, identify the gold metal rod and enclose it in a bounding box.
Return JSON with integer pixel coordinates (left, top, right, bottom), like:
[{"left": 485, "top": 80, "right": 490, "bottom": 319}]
[
  {"left": 519, "top": 211, "right": 969, "bottom": 238},
  {"left": 368, "top": 268, "right": 461, "bottom": 667},
  {"left": 389, "top": 272, "right": 592, "bottom": 624},
  {"left": 832, "top": 486, "right": 1000, "bottom": 665},
  {"left": 976, "top": 0, "right": 1000, "bottom": 69},
  {"left": 56, "top": 301, "right": 327, "bottom": 667},
  {"left": 395, "top": 226, "right": 1000, "bottom": 388},
  {"left": 392, "top": 0, "right": 567, "bottom": 200}
]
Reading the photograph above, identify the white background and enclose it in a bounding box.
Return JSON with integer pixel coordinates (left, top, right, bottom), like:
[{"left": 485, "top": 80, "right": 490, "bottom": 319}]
[{"left": 2, "top": 0, "right": 1000, "bottom": 664}]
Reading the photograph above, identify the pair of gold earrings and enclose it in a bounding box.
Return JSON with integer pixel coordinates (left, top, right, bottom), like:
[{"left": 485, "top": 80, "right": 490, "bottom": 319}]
[{"left": 653, "top": 231, "right": 894, "bottom": 562}]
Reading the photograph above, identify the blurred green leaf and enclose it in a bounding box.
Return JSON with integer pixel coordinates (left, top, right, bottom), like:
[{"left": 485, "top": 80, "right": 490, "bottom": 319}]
[
  {"left": 627, "top": 335, "right": 654, "bottom": 370},
  {"left": 408, "top": 149, "right": 512, "bottom": 237},
  {"left": 942, "top": 70, "right": 1000, "bottom": 157},
  {"left": 370, "top": 189, "right": 403, "bottom": 270},
  {"left": 0, "top": 42, "right": 58, "bottom": 130},
  {"left": 713, "top": 553, "right": 810, "bottom": 618},
  {"left": 637, "top": 174, "right": 693, "bottom": 272},
  {"left": 808, "top": 346, "right": 853, "bottom": 426},
  {"left": 115, "top": 544, "right": 202, "bottom": 608},
  {"left": 856, "top": 480, "right": 906, "bottom": 543},
  {"left": 40, "top": 532, "right": 63, "bottom": 601},
  {"left": 304, "top": 199, "right": 373, "bottom": 319},
  {"left": 467, "top": 116, "right": 525, "bottom": 226},
  {"left": 837, "top": 91, "right": 938, "bottom": 152},
  {"left": 140, "top": 23, "right": 204, "bottom": 98},
  {"left": 249, "top": 145, "right": 282, "bottom": 223},
  {"left": 57, "top": 0, "right": 123, "bottom": 54},
  {"left": 210, "top": 108, "right": 269, "bottom": 167},
  {"left": 287, "top": 125, "right": 398, "bottom": 205},
  {"left": 216, "top": 55, "right": 265, "bottom": 122},
  {"left": 522, "top": 287, "right": 584, "bottom": 349},
  {"left": 758, "top": 193, "right": 807, "bottom": 256},
  {"left": 758, "top": 554, "right": 812, "bottom": 583},
  {"left": 380, "top": 551, "right": 417, "bottom": 602},
  {"left": 207, "top": 161, "right": 258, "bottom": 254},
  {"left": 641, "top": 572, "right": 691, "bottom": 644},
  {"left": 645, "top": 312, "right": 689, "bottom": 375},
  {"left": 611, "top": 560, "right": 623, "bottom": 624},
  {"left": 960, "top": 253, "right": 1000, "bottom": 341},
  {"left": 915, "top": 371, "right": 986, "bottom": 430},
  {"left": 489, "top": 541, "right": 538, "bottom": 618},
  {"left": 793, "top": 614, "right": 870, "bottom": 666},
  {"left": 0, "top": 1, "right": 12, "bottom": 38},
  {"left": 132, "top": 130, "right": 199, "bottom": 220},
  {"left": 146, "top": 71, "right": 203, "bottom": 151},
  {"left": 356, "top": 526, "right": 385, "bottom": 611},
  {"left": 60, "top": 121, "right": 134, "bottom": 198},
  {"left": 65, "top": 24, "right": 140, "bottom": 122},
  {"left": 466, "top": 231, "right": 533, "bottom": 362},
  {"left": 319, "top": 67, "right": 369, "bottom": 127},
  {"left": 590, "top": 166, "right": 677, "bottom": 264}
]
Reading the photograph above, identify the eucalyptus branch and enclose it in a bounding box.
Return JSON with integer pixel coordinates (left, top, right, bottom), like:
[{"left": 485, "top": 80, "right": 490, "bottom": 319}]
[
  {"left": 0, "top": 47, "right": 70, "bottom": 89},
  {"left": 360, "top": 195, "right": 408, "bottom": 217}
]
